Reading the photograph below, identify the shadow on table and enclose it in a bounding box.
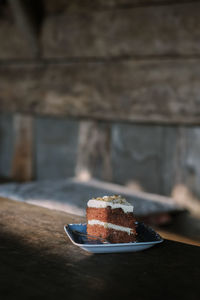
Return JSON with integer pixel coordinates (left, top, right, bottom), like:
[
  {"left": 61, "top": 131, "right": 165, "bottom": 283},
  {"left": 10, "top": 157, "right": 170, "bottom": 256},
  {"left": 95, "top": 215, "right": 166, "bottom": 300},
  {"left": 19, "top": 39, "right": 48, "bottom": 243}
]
[
  {"left": 153, "top": 211, "right": 200, "bottom": 246},
  {"left": 0, "top": 229, "right": 200, "bottom": 300}
]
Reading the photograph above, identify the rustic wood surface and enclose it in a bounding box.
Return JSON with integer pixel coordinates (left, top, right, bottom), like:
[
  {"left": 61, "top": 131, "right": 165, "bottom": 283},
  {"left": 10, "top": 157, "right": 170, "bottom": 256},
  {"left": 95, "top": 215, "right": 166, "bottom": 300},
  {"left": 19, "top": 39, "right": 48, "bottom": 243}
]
[
  {"left": 2, "top": 1, "right": 200, "bottom": 59},
  {"left": 41, "top": 3, "right": 200, "bottom": 58},
  {"left": 0, "top": 3, "right": 34, "bottom": 59},
  {"left": 8, "top": 0, "right": 40, "bottom": 58},
  {"left": 1, "top": 60, "right": 200, "bottom": 124},
  {"left": 1, "top": 1, "right": 200, "bottom": 125},
  {"left": 76, "top": 121, "right": 112, "bottom": 181},
  {"left": 0, "top": 197, "right": 200, "bottom": 300},
  {"left": 11, "top": 114, "right": 33, "bottom": 182},
  {"left": 43, "top": 0, "right": 199, "bottom": 13}
]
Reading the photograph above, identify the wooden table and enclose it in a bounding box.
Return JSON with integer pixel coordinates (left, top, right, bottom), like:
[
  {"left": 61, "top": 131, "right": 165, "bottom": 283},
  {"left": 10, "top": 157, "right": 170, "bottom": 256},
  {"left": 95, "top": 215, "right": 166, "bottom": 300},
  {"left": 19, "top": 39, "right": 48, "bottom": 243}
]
[{"left": 0, "top": 198, "right": 200, "bottom": 300}]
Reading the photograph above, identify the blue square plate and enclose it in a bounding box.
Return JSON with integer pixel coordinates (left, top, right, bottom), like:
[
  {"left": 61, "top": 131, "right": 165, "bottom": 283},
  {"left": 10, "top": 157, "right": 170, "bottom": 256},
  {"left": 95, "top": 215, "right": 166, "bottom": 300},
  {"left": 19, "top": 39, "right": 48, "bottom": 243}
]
[{"left": 64, "top": 222, "right": 163, "bottom": 253}]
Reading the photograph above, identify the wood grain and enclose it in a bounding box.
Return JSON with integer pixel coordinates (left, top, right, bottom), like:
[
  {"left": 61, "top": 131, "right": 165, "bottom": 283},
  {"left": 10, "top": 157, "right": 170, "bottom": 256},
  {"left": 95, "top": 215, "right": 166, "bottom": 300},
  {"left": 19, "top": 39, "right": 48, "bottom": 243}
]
[
  {"left": 0, "top": 197, "right": 200, "bottom": 300},
  {"left": 1, "top": 60, "right": 200, "bottom": 124},
  {"left": 8, "top": 0, "right": 40, "bottom": 57},
  {"left": 76, "top": 121, "right": 112, "bottom": 181},
  {"left": 0, "top": 1, "right": 36, "bottom": 60},
  {"left": 0, "top": 21, "right": 35, "bottom": 59},
  {"left": 11, "top": 114, "right": 33, "bottom": 181},
  {"left": 41, "top": 3, "right": 200, "bottom": 58},
  {"left": 43, "top": 0, "right": 200, "bottom": 13}
]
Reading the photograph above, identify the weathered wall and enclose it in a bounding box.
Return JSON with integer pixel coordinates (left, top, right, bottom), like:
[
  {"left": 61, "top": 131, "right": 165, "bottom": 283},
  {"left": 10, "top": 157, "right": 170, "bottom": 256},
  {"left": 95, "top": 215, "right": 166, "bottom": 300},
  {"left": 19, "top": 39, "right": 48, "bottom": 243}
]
[
  {"left": 35, "top": 117, "right": 78, "bottom": 180},
  {"left": 1, "top": 1, "right": 200, "bottom": 124},
  {"left": 1, "top": 113, "right": 200, "bottom": 215},
  {"left": 0, "top": 114, "right": 14, "bottom": 178},
  {"left": 41, "top": 2, "right": 200, "bottom": 57},
  {"left": 1, "top": 0, "right": 200, "bottom": 213},
  {"left": 1, "top": 60, "right": 200, "bottom": 124}
]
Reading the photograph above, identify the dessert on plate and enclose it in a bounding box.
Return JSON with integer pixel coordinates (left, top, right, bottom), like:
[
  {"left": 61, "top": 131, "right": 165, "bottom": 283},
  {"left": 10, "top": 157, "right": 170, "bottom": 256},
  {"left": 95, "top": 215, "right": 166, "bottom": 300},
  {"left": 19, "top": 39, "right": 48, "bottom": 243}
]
[{"left": 86, "top": 195, "right": 137, "bottom": 243}]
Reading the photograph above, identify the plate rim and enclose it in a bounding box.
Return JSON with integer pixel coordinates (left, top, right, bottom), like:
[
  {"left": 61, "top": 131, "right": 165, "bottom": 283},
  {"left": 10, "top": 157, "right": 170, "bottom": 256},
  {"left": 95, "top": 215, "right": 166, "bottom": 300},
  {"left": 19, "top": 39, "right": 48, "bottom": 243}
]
[{"left": 64, "top": 223, "right": 164, "bottom": 248}]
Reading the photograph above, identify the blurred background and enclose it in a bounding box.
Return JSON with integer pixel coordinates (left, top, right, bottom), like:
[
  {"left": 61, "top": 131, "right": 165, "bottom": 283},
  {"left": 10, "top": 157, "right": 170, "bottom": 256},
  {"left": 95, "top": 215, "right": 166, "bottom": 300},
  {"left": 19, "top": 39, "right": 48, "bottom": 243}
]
[{"left": 1, "top": 0, "right": 200, "bottom": 242}]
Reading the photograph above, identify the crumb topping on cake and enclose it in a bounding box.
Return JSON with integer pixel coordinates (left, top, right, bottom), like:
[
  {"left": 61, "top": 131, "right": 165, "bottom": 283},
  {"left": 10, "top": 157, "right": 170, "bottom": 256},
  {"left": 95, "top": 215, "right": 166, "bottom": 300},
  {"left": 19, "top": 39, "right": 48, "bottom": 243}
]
[
  {"left": 93, "top": 195, "right": 131, "bottom": 205},
  {"left": 87, "top": 195, "right": 134, "bottom": 213}
]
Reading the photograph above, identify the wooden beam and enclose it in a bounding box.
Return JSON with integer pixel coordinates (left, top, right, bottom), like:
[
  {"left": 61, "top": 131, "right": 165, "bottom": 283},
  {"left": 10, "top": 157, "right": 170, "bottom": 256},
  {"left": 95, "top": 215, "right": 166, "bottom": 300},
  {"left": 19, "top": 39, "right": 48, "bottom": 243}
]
[
  {"left": 0, "top": 59, "right": 200, "bottom": 125},
  {"left": 43, "top": 0, "right": 200, "bottom": 13},
  {"left": 0, "top": 8, "right": 35, "bottom": 59},
  {"left": 41, "top": 3, "right": 200, "bottom": 58},
  {"left": 76, "top": 121, "right": 112, "bottom": 181},
  {"left": 8, "top": 0, "right": 40, "bottom": 58},
  {"left": 11, "top": 114, "right": 33, "bottom": 182}
]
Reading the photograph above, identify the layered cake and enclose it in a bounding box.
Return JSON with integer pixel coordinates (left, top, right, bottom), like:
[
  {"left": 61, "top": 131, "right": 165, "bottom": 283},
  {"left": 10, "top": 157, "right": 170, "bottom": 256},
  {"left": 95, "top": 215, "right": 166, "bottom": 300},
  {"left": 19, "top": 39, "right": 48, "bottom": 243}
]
[{"left": 86, "top": 195, "right": 137, "bottom": 243}]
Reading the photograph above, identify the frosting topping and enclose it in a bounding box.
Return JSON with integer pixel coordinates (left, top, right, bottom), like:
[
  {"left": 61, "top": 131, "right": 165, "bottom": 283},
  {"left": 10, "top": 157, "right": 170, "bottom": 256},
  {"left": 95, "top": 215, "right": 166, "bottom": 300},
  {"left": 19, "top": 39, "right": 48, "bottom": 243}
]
[
  {"left": 87, "top": 195, "right": 134, "bottom": 213},
  {"left": 88, "top": 220, "right": 134, "bottom": 235}
]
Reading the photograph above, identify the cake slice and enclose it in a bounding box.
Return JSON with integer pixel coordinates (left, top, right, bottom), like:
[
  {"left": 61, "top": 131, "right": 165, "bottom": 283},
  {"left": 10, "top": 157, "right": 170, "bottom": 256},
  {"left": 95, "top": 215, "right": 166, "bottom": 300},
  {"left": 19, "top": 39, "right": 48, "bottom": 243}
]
[{"left": 86, "top": 195, "right": 137, "bottom": 243}]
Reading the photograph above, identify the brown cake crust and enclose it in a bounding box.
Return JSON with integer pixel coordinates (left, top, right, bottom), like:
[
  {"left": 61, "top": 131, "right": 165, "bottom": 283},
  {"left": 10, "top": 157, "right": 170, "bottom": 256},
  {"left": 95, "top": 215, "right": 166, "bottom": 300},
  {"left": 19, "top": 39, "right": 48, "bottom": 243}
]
[
  {"left": 86, "top": 207, "right": 136, "bottom": 229},
  {"left": 87, "top": 224, "right": 136, "bottom": 243}
]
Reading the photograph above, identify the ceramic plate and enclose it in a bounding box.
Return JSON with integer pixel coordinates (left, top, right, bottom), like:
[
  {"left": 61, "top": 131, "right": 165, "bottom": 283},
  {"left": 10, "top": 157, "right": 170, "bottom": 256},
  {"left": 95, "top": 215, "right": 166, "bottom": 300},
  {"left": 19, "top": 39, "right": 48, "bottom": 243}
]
[{"left": 64, "top": 222, "right": 163, "bottom": 253}]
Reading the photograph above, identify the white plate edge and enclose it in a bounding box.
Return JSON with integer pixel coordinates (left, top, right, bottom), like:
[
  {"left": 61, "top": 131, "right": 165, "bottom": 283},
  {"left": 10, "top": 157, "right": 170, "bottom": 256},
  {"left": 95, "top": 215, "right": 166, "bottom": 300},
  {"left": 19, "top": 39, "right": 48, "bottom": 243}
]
[{"left": 64, "top": 225, "right": 164, "bottom": 248}]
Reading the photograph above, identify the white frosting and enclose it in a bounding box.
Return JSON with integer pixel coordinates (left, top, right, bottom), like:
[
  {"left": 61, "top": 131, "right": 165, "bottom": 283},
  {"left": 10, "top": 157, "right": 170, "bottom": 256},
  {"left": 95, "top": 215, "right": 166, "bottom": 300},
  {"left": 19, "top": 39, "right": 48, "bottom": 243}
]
[
  {"left": 87, "top": 199, "right": 133, "bottom": 213},
  {"left": 88, "top": 220, "right": 134, "bottom": 235}
]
